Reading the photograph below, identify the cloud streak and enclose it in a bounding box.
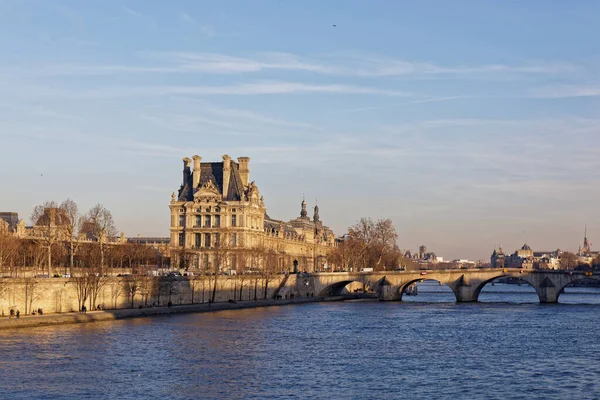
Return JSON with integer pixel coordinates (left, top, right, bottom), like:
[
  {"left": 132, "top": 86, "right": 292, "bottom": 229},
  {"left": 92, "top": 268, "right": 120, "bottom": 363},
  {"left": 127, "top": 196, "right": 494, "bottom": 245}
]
[
  {"left": 24, "top": 81, "right": 410, "bottom": 99},
  {"left": 531, "top": 84, "right": 600, "bottom": 99},
  {"left": 7, "top": 51, "right": 582, "bottom": 79}
]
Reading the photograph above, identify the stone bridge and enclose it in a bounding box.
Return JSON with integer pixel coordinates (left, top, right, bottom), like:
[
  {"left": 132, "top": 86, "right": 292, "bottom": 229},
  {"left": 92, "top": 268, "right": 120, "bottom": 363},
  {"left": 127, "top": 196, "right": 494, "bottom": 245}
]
[{"left": 293, "top": 268, "right": 600, "bottom": 303}]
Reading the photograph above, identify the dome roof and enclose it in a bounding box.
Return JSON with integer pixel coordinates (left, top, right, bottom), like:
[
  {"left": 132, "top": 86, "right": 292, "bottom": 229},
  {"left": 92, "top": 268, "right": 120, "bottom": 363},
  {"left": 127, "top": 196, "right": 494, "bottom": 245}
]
[{"left": 521, "top": 243, "right": 531, "bottom": 251}]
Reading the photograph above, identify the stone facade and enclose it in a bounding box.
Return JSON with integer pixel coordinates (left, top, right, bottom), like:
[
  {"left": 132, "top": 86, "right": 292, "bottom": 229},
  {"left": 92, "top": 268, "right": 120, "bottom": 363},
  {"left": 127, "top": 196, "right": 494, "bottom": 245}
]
[
  {"left": 0, "top": 275, "right": 296, "bottom": 315},
  {"left": 169, "top": 155, "right": 337, "bottom": 273}
]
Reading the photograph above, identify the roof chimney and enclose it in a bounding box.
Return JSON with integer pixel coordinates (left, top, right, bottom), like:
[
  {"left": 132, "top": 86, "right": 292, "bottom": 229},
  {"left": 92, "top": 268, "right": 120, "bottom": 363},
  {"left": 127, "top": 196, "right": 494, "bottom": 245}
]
[
  {"left": 237, "top": 157, "right": 250, "bottom": 187},
  {"left": 182, "top": 157, "right": 192, "bottom": 186},
  {"left": 192, "top": 155, "right": 202, "bottom": 188},
  {"left": 222, "top": 154, "right": 231, "bottom": 199}
]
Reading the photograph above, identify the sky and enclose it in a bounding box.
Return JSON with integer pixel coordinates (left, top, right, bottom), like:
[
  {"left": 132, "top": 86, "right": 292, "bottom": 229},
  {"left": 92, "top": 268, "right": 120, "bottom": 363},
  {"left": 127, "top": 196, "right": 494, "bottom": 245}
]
[{"left": 1, "top": 1, "right": 599, "bottom": 260}]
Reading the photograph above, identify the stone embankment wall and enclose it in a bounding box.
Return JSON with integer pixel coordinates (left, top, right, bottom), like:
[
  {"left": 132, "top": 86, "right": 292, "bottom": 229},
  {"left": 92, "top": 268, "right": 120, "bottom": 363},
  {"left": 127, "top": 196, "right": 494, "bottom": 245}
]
[{"left": 0, "top": 274, "right": 307, "bottom": 316}]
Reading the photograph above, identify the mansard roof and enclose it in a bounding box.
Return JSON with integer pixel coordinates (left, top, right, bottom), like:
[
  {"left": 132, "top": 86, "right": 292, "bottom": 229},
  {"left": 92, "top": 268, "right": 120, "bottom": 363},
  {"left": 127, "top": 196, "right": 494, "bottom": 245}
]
[
  {"left": 178, "top": 161, "right": 245, "bottom": 202},
  {"left": 264, "top": 215, "right": 300, "bottom": 238}
]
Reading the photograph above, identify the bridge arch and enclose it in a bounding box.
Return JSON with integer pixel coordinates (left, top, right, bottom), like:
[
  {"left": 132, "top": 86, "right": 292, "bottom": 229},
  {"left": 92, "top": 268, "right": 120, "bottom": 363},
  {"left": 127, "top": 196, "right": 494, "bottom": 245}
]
[
  {"left": 555, "top": 275, "right": 600, "bottom": 303},
  {"left": 317, "top": 279, "right": 378, "bottom": 298},
  {"left": 472, "top": 274, "right": 538, "bottom": 303},
  {"left": 397, "top": 278, "right": 455, "bottom": 302}
]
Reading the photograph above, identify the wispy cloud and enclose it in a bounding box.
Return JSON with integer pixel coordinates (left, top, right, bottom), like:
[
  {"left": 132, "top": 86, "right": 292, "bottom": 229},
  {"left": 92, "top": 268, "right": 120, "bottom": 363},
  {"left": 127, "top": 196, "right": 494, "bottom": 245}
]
[
  {"left": 26, "top": 81, "right": 410, "bottom": 99},
  {"left": 179, "top": 12, "right": 194, "bottom": 23},
  {"left": 7, "top": 51, "right": 581, "bottom": 79},
  {"left": 531, "top": 84, "right": 600, "bottom": 98},
  {"left": 121, "top": 5, "right": 157, "bottom": 30},
  {"left": 200, "top": 25, "right": 216, "bottom": 37},
  {"left": 332, "top": 95, "right": 474, "bottom": 114},
  {"left": 122, "top": 6, "right": 143, "bottom": 18}
]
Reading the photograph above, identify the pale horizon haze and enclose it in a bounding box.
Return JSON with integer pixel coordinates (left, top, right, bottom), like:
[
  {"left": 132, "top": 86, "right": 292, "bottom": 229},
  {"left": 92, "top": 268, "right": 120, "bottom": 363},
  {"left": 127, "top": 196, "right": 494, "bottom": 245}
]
[{"left": 1, "top": 1, "right": 599, "bottom": 260}]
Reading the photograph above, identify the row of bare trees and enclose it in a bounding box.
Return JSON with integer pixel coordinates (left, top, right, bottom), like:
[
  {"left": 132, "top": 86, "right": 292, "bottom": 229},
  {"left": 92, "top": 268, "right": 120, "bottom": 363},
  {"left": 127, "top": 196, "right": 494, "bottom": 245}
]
[
  {"left": 0, "top": 199, "right": 166, "bottom": 277},
  {"left": 30, "top": 199, "right": 117, "bottom": 276},
  {"left": 0, "top": 239, "right": 162, "bottom": 276},
  {"left": 328, "top": 217, "right": 410, "bottom": 272}
]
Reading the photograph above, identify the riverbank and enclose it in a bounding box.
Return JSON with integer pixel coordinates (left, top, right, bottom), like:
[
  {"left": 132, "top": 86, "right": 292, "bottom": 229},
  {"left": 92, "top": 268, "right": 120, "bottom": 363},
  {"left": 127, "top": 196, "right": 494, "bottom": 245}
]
[{"left": 0, "top": 297, "right": 330, "bottom": 330}]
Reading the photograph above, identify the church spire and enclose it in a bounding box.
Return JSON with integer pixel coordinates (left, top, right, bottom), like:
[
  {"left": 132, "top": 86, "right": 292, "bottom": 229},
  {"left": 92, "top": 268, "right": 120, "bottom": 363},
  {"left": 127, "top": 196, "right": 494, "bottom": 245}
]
[{"left": 583, "top": 225, "right": 591, "bottom": 254}]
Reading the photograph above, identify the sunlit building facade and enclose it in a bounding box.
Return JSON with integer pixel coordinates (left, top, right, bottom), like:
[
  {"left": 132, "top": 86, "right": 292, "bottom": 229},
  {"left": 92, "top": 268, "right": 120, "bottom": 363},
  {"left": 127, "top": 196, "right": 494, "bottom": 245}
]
[{"left": 169, "top": 155, "right": 337, "bottom": 272}]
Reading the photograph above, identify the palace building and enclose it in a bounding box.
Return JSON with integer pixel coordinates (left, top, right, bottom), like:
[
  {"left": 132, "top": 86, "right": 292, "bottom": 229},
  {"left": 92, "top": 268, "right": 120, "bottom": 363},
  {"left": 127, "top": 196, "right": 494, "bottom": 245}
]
[{"left": 169, "top": 155, "right": 337, "bottom": 273}]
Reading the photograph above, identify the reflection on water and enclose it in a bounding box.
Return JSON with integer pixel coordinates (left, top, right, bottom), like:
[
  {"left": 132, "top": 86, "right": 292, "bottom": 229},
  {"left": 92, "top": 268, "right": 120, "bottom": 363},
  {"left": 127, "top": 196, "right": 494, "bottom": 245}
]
[{"left": 2, "top": 290, "right": 600, "bottom": 399}]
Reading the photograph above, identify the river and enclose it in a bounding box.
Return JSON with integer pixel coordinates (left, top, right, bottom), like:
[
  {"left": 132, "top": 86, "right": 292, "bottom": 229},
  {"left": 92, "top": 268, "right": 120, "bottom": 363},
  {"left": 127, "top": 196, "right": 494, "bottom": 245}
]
[{"left": 1, "top": 283, "right": 599, "bottom": 399}]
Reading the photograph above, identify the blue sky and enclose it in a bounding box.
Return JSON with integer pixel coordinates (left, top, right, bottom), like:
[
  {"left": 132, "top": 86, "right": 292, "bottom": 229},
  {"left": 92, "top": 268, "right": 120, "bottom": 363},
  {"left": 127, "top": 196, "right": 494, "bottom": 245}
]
[{"left": 1, "top": 1, "right": 599, "bottom": 260}]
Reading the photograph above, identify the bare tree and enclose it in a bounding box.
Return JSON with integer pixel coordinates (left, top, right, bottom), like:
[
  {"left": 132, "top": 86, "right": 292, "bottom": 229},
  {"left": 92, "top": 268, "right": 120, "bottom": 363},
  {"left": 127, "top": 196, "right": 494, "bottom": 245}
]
[
  {"left": 262, "top": 247, "right": 280, "bottom": 299},
  {"left": 161, "top": 275, "right": 179, "bottom": 303},
  {"left": 373, "top": 219, "right": 398, "bottom": 270},
  {"left": 560, "top": 252, "right": 578, "bottom": 270},
  {"left": 247, "top": 245, "right": 265, "bottom": 300},
  {"left": 77, "top": 243, "right": 110, "bottom": 310},
  {"left": 110, "top": 279, "right": 125, "bottom": 309},
  {"left": 87, "top": 268, "right": 109, "bottom": 311},
  {"left": 0, "top": 231, "right": 19, "bottom": 275},
  {"left": 31, "top": 201, "right": 62, "bottom": 276},
  {"left": 124, "top": 275, "right": 141, "bottom": 308},
  {"left": 210, "top": 231, "right": 232, "bottom": 303},
  {"left": 70, "top": 267, "right": 90, "bottom": 312},
  {"left": 138, "top": 275, "right": 154, "bottom": 307},
  {"left": 235, "top": 250, "right": 249, "bottom": 301},
  {"left": 23, "top": 277, "right": 45, "bottom": 315},
  {"left": 346, "top": 217, "right": 399, "bottom": 271},
  {"left": 86, "top": 204, "right": 117, "bottom": 269},
  {"left": 61, "top": 198, "right": 83, "bottom": 271}
]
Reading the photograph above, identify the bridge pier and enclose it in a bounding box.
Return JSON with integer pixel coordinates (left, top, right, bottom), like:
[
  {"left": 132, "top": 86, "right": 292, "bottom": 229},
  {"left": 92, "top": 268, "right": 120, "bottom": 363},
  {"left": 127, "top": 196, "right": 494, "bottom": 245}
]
[
  {"left": 378, "top": 284, "right": 401, "bottom": 301},
  {"left": 537, "top": 287, "right": 559, "bottom": 303},
  {"left": 449, "top": 275, "right": 480, "bottom": 302},
  {"left": 452, "top": 285, "right": 478, "bottom": 302}
]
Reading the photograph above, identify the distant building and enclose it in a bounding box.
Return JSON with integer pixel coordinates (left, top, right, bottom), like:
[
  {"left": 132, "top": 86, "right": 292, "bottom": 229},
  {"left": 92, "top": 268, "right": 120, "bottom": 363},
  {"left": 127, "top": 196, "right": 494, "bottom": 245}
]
[
  {"left": 490, "top": 246, "right": 506, "bottom": 268},
  {"left": 492, "top": 244, "right": 560, "bottom": 270},
  {"left": 452, "top": 259, "right": 475, "bottom": 268},
  {"left": 405, "top": 245, "right": 438, "bottom": 263},
  {"left": 533, "top": 250, "right": 561, "bottom": 270},
  {"left": 506, "top": 244, "right": 534, "bottom": 270},
  {"left": 0, "top": 212, "right": 19, "bottom": 232}
]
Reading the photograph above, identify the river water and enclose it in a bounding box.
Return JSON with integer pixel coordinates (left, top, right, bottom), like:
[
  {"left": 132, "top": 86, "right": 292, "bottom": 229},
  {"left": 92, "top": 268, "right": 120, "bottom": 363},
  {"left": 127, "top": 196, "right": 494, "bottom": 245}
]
[{"left": 1, "top": 283, "right": 600, "bottom": 400}]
